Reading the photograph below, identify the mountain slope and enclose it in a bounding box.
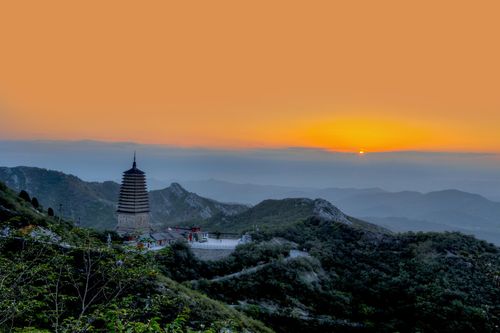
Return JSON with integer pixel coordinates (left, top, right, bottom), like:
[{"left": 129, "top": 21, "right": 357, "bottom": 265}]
[
  {"left": 0, "top": 166, "right": 119, "bottom": 229},
  {"left": 150, "top": 182, "right": 248, "bottom": 226},
  {"left": 182, "top": 180, "right": 500, "bottom": 229},
  {"left": 162, "top": 207, "right": 500, "bottom": 332},
  {"left": 182, "top": 179, "right": 500, "bottom": 244},
  {"left": 334, "top": 189, "right": 500, "bottom": 243},
  {"left": 0, "top": 166, "right": 248, "bottom": 230},
  {"left": 201, "top": 197, "right": 387, "bottom": 233},
  {"left": 0, "top": 180, "right": 273, "bottom": 332},
  {"left": 335, "top": 189, "right": 500, "bottom": 225}
]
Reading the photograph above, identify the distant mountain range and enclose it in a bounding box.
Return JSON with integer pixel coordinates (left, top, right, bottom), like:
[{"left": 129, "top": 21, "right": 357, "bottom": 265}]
[
  {"left": 180, "top": 179, "right": 500, "bottom": 244},
  {"left": 0, "top": 167, "right": 247, "bottom": 230},
  {"left": 179, "top": 178, "right": 388, "bottom": 205},
  {"left": 2, "top": 167, "right": 500, "bottom": 244}
]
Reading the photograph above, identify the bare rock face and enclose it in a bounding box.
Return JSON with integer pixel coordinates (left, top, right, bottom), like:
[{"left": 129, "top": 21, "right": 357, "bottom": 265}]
[
  {"left": 312, "top": 199, "right": 351, "bottom": 225},
  {"left": 169, "top": 183, "right": 186, "bottom": 197},
  {"left": 149, "top": 183, "right": 249, "bottom": 225}
]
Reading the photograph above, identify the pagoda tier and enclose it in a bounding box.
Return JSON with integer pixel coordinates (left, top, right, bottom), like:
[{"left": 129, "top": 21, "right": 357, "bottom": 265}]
[{"left": 117, "top": 159, "right": 150, "bottom": 214}]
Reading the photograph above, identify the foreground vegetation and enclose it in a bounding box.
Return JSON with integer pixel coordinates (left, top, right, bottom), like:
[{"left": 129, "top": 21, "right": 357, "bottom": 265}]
[
  {"left": 0, "top": 181, "right": 272, "bottom": 332},
  {"left": 3, "top": 178, "right": 500, "bottom": 332}
]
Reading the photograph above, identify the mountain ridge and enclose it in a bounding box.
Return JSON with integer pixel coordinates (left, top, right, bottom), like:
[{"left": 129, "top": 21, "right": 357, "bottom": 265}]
[
  {"left": 3, "top": 166, "right": 500, "bottom": 244},
  {"left": 181, "top": 179, "right": 500, "bottom": 244},
  {"left": 200, "top": 197, "right": 387, "bottom": 234},
  {"left": 0, "top": 166, "right": 248, "bottom": 229}
]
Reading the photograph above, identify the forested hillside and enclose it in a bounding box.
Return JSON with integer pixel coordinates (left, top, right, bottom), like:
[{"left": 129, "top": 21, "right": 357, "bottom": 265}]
[
  {"left": 0, "top": 181, "right": 272, "bottom": 332},
  {"left": 201, "top": 198, "right": 386, "bottom": 234},
  {"left": 162, "top": 218, "right": 500, "bottom": 332}
]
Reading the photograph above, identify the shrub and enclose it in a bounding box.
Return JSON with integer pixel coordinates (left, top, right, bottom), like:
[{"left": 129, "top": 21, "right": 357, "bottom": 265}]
[
  {"left": 31, "top": 197, "right": 39, "bottom": 209},
  {"left": 19, "top": 190, "right": 31, "bottom": 203}
]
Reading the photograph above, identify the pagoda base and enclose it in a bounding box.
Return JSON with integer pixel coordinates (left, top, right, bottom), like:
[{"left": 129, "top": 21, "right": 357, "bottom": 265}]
[{"left": 116, "top": 212, "right": 151, "bottom": 236}]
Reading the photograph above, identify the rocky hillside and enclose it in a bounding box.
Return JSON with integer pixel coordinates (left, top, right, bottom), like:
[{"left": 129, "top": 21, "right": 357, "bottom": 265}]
[
  {"left": 182, "top": 179, "right": 500, "bottom": 244},
  {"left": 201, "top": 197, "right": 386, "bottom": 233},
  {"left": 0, "top": 166, "right": 248, "bottom": 229},
  {"left": 150, "top": 182, "right": 248, "bottom": 226}
]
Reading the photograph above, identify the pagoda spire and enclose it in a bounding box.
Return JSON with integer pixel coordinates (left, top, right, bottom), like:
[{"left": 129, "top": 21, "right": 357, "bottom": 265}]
[{"left": 133, "top": 151, "right": 137, "bottom": 168}]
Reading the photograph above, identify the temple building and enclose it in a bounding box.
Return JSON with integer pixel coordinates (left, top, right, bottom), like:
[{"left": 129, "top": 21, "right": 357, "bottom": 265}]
[{"left": 116, "top": 153, "right": 152, "bottom": 235}]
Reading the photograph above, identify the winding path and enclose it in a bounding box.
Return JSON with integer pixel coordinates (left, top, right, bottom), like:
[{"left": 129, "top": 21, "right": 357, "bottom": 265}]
[{"left": 207, "top": 250, "right": 310, "bottom": 283}]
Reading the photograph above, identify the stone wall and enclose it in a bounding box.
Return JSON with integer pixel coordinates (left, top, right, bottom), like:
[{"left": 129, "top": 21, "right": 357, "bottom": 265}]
[{"left": 191, "top": 248, "right": 235, "bottom": 261}]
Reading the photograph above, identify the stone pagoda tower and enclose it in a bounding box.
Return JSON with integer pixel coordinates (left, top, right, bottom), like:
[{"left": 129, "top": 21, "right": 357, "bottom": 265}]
[{"left": 116, "top": 153, "right": 151, "bottom": 235}]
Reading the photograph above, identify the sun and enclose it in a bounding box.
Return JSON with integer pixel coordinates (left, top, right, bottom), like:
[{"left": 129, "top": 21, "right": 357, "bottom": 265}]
[{"left": 358, "top": 149, "right": 365, "bottom": 155}]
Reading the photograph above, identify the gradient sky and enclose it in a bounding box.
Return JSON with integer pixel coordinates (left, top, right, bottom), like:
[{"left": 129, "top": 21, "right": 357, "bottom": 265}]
[
  {"left": 3, "top": 140, "right": 500, "bottom": 201},
  {"left": 1, "top": 1, "right": 499, "bottom": 152}
]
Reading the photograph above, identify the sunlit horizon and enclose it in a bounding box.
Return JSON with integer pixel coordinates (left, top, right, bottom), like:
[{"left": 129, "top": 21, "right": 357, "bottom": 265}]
[{"left": 1, "top": 1, "right": 500, "bottom": 153}]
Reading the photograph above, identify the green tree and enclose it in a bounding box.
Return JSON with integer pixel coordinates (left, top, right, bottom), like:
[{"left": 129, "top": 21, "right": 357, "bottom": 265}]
[
  {"left": 19, "top": 190, "right": 31, "bottom": 203},
  {"left": 31, "top": 197, "right": 39, "bottom": 209}
]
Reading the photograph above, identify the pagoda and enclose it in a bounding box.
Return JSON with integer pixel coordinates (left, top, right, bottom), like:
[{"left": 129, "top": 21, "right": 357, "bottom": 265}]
[{"left": 116, "top": 153, "right": 151, "bottom": 235}]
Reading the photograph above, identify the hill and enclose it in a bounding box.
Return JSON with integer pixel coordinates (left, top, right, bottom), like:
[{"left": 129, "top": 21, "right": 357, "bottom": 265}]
[
  {"left": 0, "top": 166, "right": 247, "bottom": 230},
  {"left": 181, "top": 179, "right": 500, "bottom": 244},
  {"left": 0, "top": 180, "right": 272, "bottom": 332},
  {"left": 201, "top": 197, "right": 387, "bottom": 234},
  {"left": 0, "top": 166, "right": 118, "bottom": 229},
  {"left": 162, "top": 214, "right": 500, "bottom": 332},
  {"left": 150, "top": 183, "right": 248, "bottom": 227}
]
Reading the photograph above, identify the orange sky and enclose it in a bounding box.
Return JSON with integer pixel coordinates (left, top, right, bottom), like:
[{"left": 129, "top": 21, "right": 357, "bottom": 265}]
[{"left": 0, "top": 1, "right": 499, "bottom": 152}]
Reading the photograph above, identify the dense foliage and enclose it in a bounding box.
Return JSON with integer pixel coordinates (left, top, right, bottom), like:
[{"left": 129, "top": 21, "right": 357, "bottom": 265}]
[
  {"left": 156, "top": 240, "right": 291, "bottom": 282},
  {"left": 162, "top": 217, "right": 500, "bottom": 332},
  {"left": 0, "top": 182, "right": 273, "bottom": 333}
]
